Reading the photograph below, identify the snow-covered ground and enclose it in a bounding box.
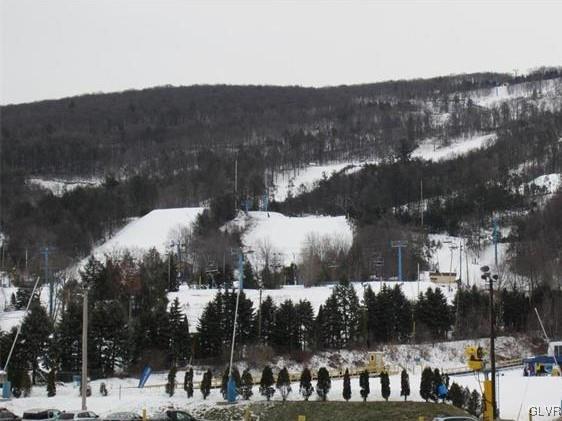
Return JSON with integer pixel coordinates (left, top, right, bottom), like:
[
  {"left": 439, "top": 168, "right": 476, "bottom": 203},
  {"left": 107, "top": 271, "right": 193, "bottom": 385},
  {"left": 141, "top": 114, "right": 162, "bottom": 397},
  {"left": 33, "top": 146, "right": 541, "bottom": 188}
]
[
  {"left": 412, "top": 133, "right": 496, "bottom": 162},
  {"left": 27, "top": 177, "right": 103, "bottom": 197},
  {"left": 1, "top": 336, "right": 551, "bottom": 421},
  {"left": 224, "top": 211, "right": 353, "bottom": 268},
  {"left": 468, "top": 77, "right": 562, "bottom": 109},
  {"left": 91, "top": 208, "right": 204, "bottom": 260},
  {"left": 170, "top": 280, "right": 456, "bottom": 329},
  {"left": 273, "top": 161, "right": 375, "bottom": 202},
  {"left": 524, "top": 173, "right": 562, "bottom": 195}
]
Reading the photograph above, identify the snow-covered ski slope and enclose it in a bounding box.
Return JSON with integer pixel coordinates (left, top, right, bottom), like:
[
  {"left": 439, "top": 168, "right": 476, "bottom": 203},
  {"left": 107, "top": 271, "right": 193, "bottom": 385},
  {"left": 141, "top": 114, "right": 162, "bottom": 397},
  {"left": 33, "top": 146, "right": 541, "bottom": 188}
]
[
  {"left": 468, "top": 76, "right": 562, "bottom": 108},
  {"left": 26, "top": 177, "right": 103, "bottom": 197},
  {"left": 225, "top": 211, "right": 353, "bottom": 268},
  {"left": 412, "top": 133, "right": 496, "bottom": 162},
  {"left": 272, "top": 161, "right": 374, "bottom": 202},
  {"left": 91, "top": 207, "right": 204, "bottom": 259}
]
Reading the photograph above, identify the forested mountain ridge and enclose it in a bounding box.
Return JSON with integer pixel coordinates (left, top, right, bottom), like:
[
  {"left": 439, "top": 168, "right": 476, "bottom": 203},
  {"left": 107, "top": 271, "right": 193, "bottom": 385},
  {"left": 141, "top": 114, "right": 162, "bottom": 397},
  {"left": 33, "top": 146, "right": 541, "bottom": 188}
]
[{"left": 1, "top": 68, "right": 561, "bottom": 274}]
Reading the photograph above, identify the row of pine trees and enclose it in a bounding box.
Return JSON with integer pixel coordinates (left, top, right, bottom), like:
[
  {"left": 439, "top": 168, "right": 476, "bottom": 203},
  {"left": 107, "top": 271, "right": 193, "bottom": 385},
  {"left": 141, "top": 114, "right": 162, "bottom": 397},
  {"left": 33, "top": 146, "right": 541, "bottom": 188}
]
[{"left": 164, "top": 364, "right": 481, "bottom": 416}]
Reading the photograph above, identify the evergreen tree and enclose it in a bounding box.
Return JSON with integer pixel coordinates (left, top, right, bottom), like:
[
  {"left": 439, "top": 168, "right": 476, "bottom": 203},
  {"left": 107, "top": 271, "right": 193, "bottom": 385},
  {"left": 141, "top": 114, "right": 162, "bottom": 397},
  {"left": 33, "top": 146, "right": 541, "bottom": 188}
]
[
  {"left": 259, "top": 366, "right": 275, "bottom": 401},
  {"left": 168, "top": 298, "right": 190, "bottom": 365},
  {"left": 15, "top": 288, "right": 32, "bottom": 310},
  {"left": 316, "top": 367, "right": 331, "bottom": 401},
  {"left": 295, "top": 300, "right": 315, "bottom": 351},
  {"left": 165, "top": 365, "right": 177, "bottom": 397},
  {"left": 332, "top": 281, "right": 360, "bottom": 347},
  {"left": 447, "top": 382, "right": 464, "bottom": 408},
  {"left": 46, "top": 369, "right": 56, "bottom": 397},
  {"left": 56, "top": 299, "right": 82, "bottom": 373},
  {"left": 299, "top": 368, "right": 314, "bottom": 401},
  {"left": 271, "top": 300, "right": 298, "bottom": 353},
  {"left": 431, "top": 368, "right": 442, "bottom": 402},
  {"left": 380, "top": 371, "right": 390, "bottom": 401},
  {"left": 184, "top": 368, "right": 194, "bottom": 398},
  {"left": 276, "top": 367, "right": 291, "bottom": 401},
  {"left": 243, "top": 261, "right": 258, "bottom": 289},
  {"left": 420, "top": 367, "right": 433, "bottom": 402},
  {"left": 200, "top": 370, "right": 212, "bottom": 400},
  {"left": 240, "top": 369, "right": 254, "bottom": 400},
  {"left": 19, "top": 300, "right": 52, "bottom": 384},
  {"left": 467, "top": 389, "right": 481, "bottom": 416},
  {"left": 400, "top": 369, "right": 410, "bottom": 401},
  {"left": 256, "top": 296, "right": 276, "bottom": 345},
  {"left": 359, "top": 370, "right": 370, "bottom": 402},
  {"left": 342, "top": 369, "right": 351, "bottom": 401}
]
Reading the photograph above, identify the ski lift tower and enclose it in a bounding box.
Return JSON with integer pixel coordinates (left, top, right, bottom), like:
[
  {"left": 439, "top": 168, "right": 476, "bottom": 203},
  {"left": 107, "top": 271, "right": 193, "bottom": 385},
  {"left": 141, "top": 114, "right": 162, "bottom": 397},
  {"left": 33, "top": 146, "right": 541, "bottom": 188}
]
[{"left": 390, "top": 240, "right": 408, "bottom": 282}]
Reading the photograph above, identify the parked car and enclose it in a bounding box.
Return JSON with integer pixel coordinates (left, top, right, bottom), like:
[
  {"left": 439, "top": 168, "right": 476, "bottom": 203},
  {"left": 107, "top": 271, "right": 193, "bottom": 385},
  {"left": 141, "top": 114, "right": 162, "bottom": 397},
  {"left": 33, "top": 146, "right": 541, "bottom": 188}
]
[
  {"left": 0, "top": 408, "right": 21, "bottom": 421},
  {"left": 59, "top": 412, "right": 99, "bottom": 421},
  {"left": 21, "top": 410, "right": 61, "bottom": 421},
  {"left": 102, "top": 413, "right": 141, "bottom": 421},
  {"left": 150, "top": 410, "right": 202, "bottom": 421}
]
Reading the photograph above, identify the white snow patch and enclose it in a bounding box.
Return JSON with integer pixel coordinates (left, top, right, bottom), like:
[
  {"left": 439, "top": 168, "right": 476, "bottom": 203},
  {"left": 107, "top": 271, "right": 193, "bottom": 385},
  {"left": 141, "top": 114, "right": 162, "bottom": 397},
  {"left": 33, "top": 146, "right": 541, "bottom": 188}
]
[
  {"left": 526, "top": 173, "right": 561, "bottom": 194},
  {"left": 273, "top": 161, "right": 375, "bottom": 202},
  {"left": 412, "top": 133, "right": 496, "bottom": 162},
  {"left": 224, "top": 211, "right": 353, "bottom": 268},
  {"left": 92, "top": 207, "right": 205, "bottom": 260},
  {"left": 27, "top": 177, "right": 102, "bottom": 197}
]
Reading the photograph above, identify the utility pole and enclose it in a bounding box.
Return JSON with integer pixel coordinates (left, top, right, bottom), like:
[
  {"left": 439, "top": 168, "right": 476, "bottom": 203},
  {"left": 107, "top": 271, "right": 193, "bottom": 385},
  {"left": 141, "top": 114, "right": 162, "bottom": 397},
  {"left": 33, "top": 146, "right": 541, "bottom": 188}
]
[
  {"left": 81, "top": 288, "right": 88, "bottom": 410},
  {"left": 391, "top": 241, "right": 408, "bottom": 282},
  {"left": 481, "top": 266, "right": 498, "bottom": 420},
  {"left": 492, "top": 216, "right": 500, "bottom": 270}
]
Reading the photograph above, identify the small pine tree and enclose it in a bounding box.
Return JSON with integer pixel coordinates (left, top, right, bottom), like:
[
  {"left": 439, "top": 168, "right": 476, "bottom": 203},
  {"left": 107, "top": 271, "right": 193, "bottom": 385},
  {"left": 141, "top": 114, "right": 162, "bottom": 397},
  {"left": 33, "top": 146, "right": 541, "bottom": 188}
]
[
  {"left": 359, "top": 370, "right": 370, "bottom": 402},
  {"left": 240, "top": 369, "right": 254, "bottom": 400},
  {"left": 47, "top": 369, "right": 56, "bottom": 397},
  {"left": 431, "top": 368, "right": 442, "bottom": 402},
  {"left": 467, "top": 389, "right": 481, "bottom": 416},
  {"left": 99, "top": 382, "right": 108, "bottom": 396},
  {"left": 380, "top": 371, "right": 390, "bottom": 401},
  {"left": 276, "top": 367, "right": 291, "bottom": 401},
  {"left": 166, "top": 365, "right": 177, "bottom": 397},
  {"left": 299, "top": 368, "right": 314, "bottom": 401},
  {"left": 200, "top": 370, "right": 212, "bottom": 400},
  {"left": 184, "top": 368, "right": 194, "bottom": 398},
  {"left": 400, "top": 369, "right": 410, "bottom": 401},
  {"left": 420, "top": 367, "right": 433, "bottom": 402},
  {"left": 22, "top": 371, "right": 32, "bottom": 397},
  {"left": 316, "top": 367, "right": 331, "bottom": 401},
  {"left": 447, "top": 382, "right": 464, "bottom": 408},
  {"left": 342, "top": 369, "right": 351, "bottom": 401},
  {"left": 259, "top": 366, "right": 275, "bottom": 401}
]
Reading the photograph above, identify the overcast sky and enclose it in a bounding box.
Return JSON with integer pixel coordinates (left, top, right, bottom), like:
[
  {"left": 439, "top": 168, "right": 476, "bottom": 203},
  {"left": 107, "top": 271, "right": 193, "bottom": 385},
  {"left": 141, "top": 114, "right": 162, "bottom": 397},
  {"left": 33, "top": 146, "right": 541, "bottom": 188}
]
[{"left": 1, "top": 0, "right": 562, "bottom": 105}]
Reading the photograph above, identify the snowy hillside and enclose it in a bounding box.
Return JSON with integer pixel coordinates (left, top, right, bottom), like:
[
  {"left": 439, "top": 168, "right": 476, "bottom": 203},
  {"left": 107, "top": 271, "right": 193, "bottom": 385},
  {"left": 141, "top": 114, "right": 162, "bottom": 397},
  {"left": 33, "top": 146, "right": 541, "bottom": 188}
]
[
  {"left": 467, "top": 77, "right": 562, "bottom": 108},
  {"left": 92, "top": 207, "right": 204, "bottom": 259},
  {"left": 27, "top": 177, "right": 103, "bottom": 197},
  {"left": 273, "top": 161, "right": 375, "bottom": 202},
  {"left": 224, "top": 211, "right": 353, "bottom": 268},
  {"left": 412, "top": 133, "right": 496, "bottom": 162}
]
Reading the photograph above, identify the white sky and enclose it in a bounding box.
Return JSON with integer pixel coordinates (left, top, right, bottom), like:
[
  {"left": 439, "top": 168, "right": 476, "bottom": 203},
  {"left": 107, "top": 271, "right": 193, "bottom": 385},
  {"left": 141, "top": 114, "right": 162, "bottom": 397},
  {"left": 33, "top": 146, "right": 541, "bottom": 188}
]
[{"left": 1, "top": 0, "right": 562, "bottom": 105}]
